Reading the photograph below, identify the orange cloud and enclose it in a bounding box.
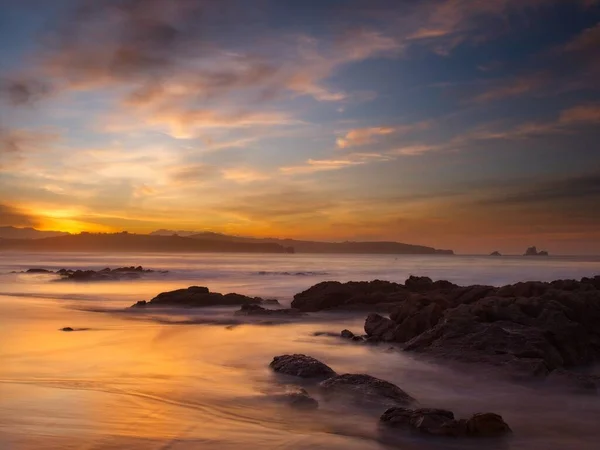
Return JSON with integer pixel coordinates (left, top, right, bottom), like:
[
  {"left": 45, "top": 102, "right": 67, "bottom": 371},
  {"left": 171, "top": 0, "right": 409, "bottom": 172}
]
[
  {"left": 559, "top": 104, "right": 600, "bottom": 125},
  {"left": 336, "top": 121, "right": 430, "bottom": 148},
  {"left": 336, "top": 127, "right": 395, "bottom": 148}
]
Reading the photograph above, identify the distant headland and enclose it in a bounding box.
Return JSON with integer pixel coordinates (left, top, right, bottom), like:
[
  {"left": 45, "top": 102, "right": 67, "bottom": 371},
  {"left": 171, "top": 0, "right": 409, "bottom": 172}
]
[{"left": 0, "top": 227, "right": 454, "bottom": 255}]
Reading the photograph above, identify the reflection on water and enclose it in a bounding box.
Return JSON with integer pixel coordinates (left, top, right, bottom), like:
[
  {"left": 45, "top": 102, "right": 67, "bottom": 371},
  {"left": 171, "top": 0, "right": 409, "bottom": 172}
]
[{"left": 1, "top": 252, "right": 599, "bottom": 449}]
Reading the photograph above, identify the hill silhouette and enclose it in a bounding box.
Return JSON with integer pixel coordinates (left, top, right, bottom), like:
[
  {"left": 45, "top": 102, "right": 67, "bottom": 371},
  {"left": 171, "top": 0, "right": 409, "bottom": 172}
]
[
  {"left": 0, "top": 232, "right": 289, "bottom": 253},
  {"left": 0, "top": 226, "right": 69, "bottom": 239},
  {"left": 187, "top": 232, "right": 453, "bottom": 255}
]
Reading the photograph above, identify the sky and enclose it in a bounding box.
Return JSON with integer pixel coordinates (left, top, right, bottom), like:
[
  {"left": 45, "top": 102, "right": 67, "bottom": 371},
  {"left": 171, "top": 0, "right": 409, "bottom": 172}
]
[{"left": 0, "top": 0, "right": 599, "bottom": 255}]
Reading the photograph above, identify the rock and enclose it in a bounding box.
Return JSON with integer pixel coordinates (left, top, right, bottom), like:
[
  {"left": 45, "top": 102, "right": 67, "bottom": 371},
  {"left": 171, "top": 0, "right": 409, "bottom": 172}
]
[
  {"left": 262, "top": 298, "right": 281, "bottom": 305},
  {"left": 340, "top": 329, "right": 355, "bottom": 339},
  {"left": 381, "top": 407, "right": 460, "bottom": 436},
  {"left": 132, "top": 286, "right": 263, "bottom": 308},
  {"left": 380, "top": 408, "right": 510, "bottom": 438},
  {"left": 490, "top": 251, "right": 502, "bottom": 256},
  {"left": 524, "top": 246, "right": 549, "bottom": 256},
  {"left": 465, "top": 413, "right": 511, "bottom": 437},
  {"left": 364, "top": 314, "right": 395, "bottom": 340},
  {"left": 61, "top": 327, "right": 74, "bottom": 332},
  {"left": 291, "top": 280, "right": 405, "bottom": 312},
  {"left": 26, "top": 268, "right": 54, "bottom": 274},
  {"left": 319, "top": 373, "right": 415, "bottom": 407},
  {"left": 234, "top": 304, "right": 303, "bottom": 316},
  {"left": 404, "top": 276, "right": 434, "bottom": 292},
  {"left": 281, "top": 388, "right": 319, "bottom": 410},
  {"left": 270, "top": 354, "right": 336, "bottom": 379},
  {"left": 55, "top": 266, "right": 165, "bottom": 282}
]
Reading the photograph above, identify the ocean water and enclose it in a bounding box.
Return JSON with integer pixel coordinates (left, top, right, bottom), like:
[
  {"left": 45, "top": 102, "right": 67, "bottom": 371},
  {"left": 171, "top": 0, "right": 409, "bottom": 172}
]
[{"left": 1, "top": 252, "right": 599, "bottom": 450}]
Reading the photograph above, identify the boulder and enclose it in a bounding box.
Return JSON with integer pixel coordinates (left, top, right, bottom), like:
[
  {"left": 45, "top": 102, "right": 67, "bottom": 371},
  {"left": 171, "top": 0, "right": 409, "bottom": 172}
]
[
  {"left": 380, "top": 408, "right": 510, "bottom": 438},
  {"left": 26, "top": 268, "right": 54, "bottom": 274},
  {"left": 340, "top": 329, "right": 355, "bottom": 339},
  {"left": 465, "top": 413, "right": 511, "bottom": 437},
  {"left": 319, "top": 373, "right": 415, "bottom": 407},
  {"left": 380, "top": 407, "right": 460, "bottom": 436},
  {"left": 132, "top": 286, "right": 263, "bottom": 308},
  {"left": 270, "top": 354, "right": 336, "bottom": 379}
]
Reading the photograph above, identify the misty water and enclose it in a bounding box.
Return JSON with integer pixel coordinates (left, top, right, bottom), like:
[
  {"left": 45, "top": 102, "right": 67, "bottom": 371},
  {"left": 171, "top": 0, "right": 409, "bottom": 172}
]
[{"left": 1, "top": 252, "right": 600, "bottom": 449}]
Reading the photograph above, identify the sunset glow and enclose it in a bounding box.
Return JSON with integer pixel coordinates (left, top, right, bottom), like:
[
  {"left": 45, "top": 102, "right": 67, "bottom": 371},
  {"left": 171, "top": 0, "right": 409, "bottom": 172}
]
[{"left": 1, "top": 0, "right": 599, "bottom": 254}]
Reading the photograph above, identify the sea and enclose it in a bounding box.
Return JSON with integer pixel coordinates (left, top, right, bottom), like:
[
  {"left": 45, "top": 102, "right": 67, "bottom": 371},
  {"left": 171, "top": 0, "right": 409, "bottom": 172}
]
[{"left": 1, "top": 252, "right": 599, "bottom": 450}]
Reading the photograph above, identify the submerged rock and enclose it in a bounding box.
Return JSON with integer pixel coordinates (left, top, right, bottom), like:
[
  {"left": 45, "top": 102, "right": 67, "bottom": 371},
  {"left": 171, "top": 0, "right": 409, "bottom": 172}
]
[
  {"left": 319, "top": 373, "right": 415, "bottom": 407},
  {"left": 465, "top": 413, "right": 512, "bottom": 437},
  {"left": 340, "top": 329, "right": 355, "bottom": 339},
  {"left": 490, "top": 251, "right": 502, "bottom": 256},
  {"left": 380, "top": 408, "right": 511, "bottom": 438},
  {"left": 280, "top": 388, "right": 319, "bottom": 410},
  {"left": 234, "top": 304, "right": 303, "bottom": 316},
  {"left": 270, "top": 354, "right": 336, "bottom": 379},
  {"left": 61, "top": 327, "right": 74, "bottom": 332},
  {"left": 132, "top": 286, "right": 263, "bottom": 308}
]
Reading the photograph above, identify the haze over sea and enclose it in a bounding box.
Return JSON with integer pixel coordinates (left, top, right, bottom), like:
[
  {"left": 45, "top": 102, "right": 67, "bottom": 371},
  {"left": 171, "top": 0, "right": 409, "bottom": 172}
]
[{"left": 1, "top": 252, "right": 599, "bottom": 450}]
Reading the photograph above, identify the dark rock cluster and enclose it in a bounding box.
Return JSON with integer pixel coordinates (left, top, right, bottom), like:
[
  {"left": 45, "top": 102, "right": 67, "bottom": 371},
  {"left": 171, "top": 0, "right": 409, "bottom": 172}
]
[
  {"left": 294, "top": 275, "right": 600, "bottom": 388},
  {"left": 380, "top": 408, "right": 511, "bottom": 438},
  {"left": 524, "top": 246, "right": 549, "bottom": 256},
  {"left": 132, "top": 286, "right": 264, "bottom": 308},
  {"left": 269, "top": 354, "right": 510, "bottom": 440},
  {"left": 23, "top": 266, "right": 165, "bottom": 281}
]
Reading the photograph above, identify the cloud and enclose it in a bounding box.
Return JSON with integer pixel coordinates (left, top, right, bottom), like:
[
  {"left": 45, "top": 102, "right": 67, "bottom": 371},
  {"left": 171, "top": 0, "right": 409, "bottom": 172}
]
[
  {"left": 0, "top": 78, "right": 53, "bottom": 105},
  {"left": 470, "top": 22, "right": 600, "bottom": 103},
  {"left": 168, "top": 163, "right": 218, "bottom": 185},
  {"left": 280, "top": 152, "right": 389, "bottom": 174},
  {"left": 336, "top": 121, "right": 431, "bottom": 148},
  {"left": 0, "top": 128, "right": 61, "bottom": 169},
  {"left": 0, "top": 203, "right": 39, "bottom": 227},
  {"left": 483, "top": 172, "right": 600, "bottom": 206},
  {"left": 558, "top": 104, "right": 600, "bottom": 125},
  {"left": 221, "top": 168, "right": 269, "bottom": 183},
  {"left": 218, "top": 188, "right": 337, "bottom": 222},
  {"left": 336, "top": 127, "right": 395, "bottom": 148},
  {"left": 470, "top": 73, "right": 548, "bottom": 103},
  {"left": 7, "top": 0, "right": 401, "bottom": 141}
]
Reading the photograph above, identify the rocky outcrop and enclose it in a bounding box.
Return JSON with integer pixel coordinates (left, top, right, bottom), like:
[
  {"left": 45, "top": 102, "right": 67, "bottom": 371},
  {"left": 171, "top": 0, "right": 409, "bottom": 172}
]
[
  {"left": 380, "top": 408, "right": 511, "bottom": 438},
  {"left": 21, "top": 266, "right": 164, "bottom": 280},
  {"left": 357, "top": 275, "right": 600, "bottom": 379},
  {"left": 291, "top": 277, "right": 461, "bottom": 312},
  {"left": 132, "top": 286, "right": 263, "bottom": 308},
  {"left": 270, "top": 354, "right": 336, "bottom": 379},
  {"left": 291, "top": 280, "right": 406, "bottom": 312},
  {"left": 319, "top": 373, "right": 415, "bottom": 407},
  {"left": 524, "top": 246, "right": 549, "bottom": 256},
  {"left": 234, "top": 304, "right": 304, "bottom": 316}
]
